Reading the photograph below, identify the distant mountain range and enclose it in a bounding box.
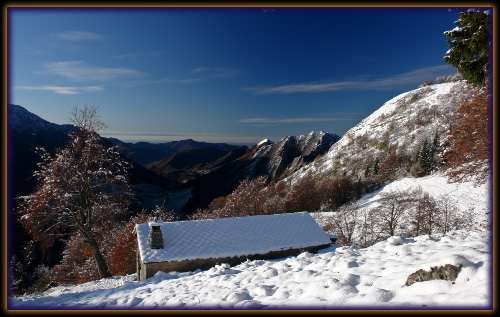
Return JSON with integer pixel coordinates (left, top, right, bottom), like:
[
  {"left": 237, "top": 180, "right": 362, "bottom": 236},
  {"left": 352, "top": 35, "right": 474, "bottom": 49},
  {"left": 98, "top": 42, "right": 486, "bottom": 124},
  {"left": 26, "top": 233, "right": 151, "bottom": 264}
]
[
  {"left": 146, "top": 146, "right": 235, "bottom": 185},
  {"left": 8, "top": 104, "right": 342, "bottom": 217},
  {"left": 135, "top": 131, "right": 341, "bottom": 212},
  {"left": 181, "top": 131, "right": 340, "bottom": 213},
  {"left": 107, "top": 137, "right": 239, "bottom": 166}
]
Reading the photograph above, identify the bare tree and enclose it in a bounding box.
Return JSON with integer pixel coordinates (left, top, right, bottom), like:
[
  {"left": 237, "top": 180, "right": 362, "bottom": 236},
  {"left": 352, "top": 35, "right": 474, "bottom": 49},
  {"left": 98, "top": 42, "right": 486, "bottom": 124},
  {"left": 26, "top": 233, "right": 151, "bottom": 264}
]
[
  {"left": 410, "top": 187, "right": 425, "bottom": 236},
  {"left": 356, "top": 209, "right": 380, "bottom": 248},
  {"left": 410, "top": 189, "right": 440, "bottom": 236},
  {"left": 374, "top": 190, "right": 415, "bottom": 237},
  {"left": 330, "top": 202, "right": 359, "bottom": 246},
  {"left": 434, "top": 195, "right": 476, "bottom": 233},
  {"left": 18, "top": 105, "right": 132, "bottom": 280},
  {"left": 435, "top": 195, "right": 458, "bottom": 234}
]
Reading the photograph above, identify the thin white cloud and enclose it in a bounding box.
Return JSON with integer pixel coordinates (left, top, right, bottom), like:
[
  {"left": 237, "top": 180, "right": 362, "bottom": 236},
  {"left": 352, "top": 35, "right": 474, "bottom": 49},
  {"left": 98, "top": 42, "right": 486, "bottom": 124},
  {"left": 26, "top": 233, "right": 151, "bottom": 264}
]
[
  {"left": 34, "top": 61, "right": 147, "bottom": 82},
  {"left": 119, "top": 77, "right": 202, "bottom": 87},
  {"left": 15, "top": 85, "right": 103, "bottom": 95},
  {"left": 248, "top": 124, "right": 278, "bottom": 127},
  {"left": 245, "top": 65, "right": 455, "bottom": 94},
  {"left": 326, "top": 112, "right": 367, "bottom": 115},
  {"left": 127, "top": 67, "right": 240, "bottom": 86},
  {"left": 191, "top": 67, "right": 240, "bottom": 78},
  {"left": 113, "top": 51, "right": 165, "bottom": 59},
  {"left": 113, "top": 53, "right": 139, "bottom": 59},
  {"left": 50, "top": 31, "right": 106, "bottom": 41},
  {"left": 111, "top": 66, "right": 236, "bottom": 86},
  {"left": 238, "top": 117, "right": 358, "bottom": 123},
  {"left": 117, "top": 66, "right": 240, "bottom": 86},
  {"left": 157, "top": 78, "right": 203, "bottom": 84}
]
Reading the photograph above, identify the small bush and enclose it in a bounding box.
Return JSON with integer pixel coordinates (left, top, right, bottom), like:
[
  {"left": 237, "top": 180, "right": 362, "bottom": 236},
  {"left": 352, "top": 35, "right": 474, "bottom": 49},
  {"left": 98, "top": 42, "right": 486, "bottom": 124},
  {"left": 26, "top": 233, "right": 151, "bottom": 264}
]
[
  {"left": 419, "top": 80, "right": 434, "bottom": 88},
  {"left": 378, "top": 141, "right": 388, "bottom": 151}
]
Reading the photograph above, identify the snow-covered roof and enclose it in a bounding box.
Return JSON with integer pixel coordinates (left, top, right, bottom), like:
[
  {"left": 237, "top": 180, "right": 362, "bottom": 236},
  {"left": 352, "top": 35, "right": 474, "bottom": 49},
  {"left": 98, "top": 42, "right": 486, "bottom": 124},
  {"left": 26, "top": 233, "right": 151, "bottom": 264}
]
[{"left": 135, "top": 212, "right": 331, "bottom": 263}]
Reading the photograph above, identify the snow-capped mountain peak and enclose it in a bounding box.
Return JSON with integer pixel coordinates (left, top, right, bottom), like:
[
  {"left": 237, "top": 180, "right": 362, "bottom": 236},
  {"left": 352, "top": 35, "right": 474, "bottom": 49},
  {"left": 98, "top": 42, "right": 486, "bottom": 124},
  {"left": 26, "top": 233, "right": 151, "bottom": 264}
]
[{"left": 257, "top": 139, "right": 274, "bottom": 147}]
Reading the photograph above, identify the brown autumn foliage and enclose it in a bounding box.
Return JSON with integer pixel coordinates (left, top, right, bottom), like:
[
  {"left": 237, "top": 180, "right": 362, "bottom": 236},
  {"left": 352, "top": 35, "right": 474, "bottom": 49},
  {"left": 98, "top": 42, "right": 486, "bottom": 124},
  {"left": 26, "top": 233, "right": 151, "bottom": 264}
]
[
  {"left": 316, "top": 176, "right": 353, "bottom": 211},
  {"left": 192, "top": 176, "right": 289, "bottom": 219},
  {"left": 48, "top": 206, "right": 180, "bottom": 286},
  {"left": 378, "top": 152, "right": 401, "bottom": 182},
  {"left": 194, "top": 172, "right": 363, "bottom": 220},
  {"left": 204, "top": 176, "right": 269, "bottom": 218},
  {"left": 445, "top": 85, "right": 490, "bottom": 185},
  {"left": 51, "top": 233, "right": 99, "bottom": 285},
  {"left": 17, "top": 105, "right": 134, "bottom": 280},
  {"left": 283, "top": 173, "right": 321, "bottom": 213}
]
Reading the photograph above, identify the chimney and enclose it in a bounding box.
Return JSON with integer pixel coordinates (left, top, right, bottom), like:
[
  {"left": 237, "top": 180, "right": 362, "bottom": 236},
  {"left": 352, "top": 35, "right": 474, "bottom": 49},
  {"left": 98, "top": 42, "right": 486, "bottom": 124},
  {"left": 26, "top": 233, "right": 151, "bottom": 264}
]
[{"left": 148, "top": 225, "right": 164, "bottom": 249}]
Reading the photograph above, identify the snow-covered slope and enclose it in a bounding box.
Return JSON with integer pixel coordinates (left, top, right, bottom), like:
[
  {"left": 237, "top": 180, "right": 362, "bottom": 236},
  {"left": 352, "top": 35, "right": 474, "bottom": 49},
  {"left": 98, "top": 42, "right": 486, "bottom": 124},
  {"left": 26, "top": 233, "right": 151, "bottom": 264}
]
[
  {"left": 312, "top": 173, "right": 490, "bottom": 246},
  {"left": 9, "top": 104, "right": 74, "bottom": 136},
  {"left": 369, "top": 174, "right": 490, "bottom": 228},
  {"left": 11, "top": 228, "right": 491, "bottom": 309},
  {"left": 290, "top": 81, "right": 468, "bottom": 180}
]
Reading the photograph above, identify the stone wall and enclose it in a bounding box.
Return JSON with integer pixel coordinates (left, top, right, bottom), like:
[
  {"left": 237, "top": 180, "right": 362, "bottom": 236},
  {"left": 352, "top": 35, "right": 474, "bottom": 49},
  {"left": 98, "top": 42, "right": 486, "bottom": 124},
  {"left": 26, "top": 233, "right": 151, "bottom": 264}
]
[{"left": 137, "top": 243, "right": 331, "bottom": 281}]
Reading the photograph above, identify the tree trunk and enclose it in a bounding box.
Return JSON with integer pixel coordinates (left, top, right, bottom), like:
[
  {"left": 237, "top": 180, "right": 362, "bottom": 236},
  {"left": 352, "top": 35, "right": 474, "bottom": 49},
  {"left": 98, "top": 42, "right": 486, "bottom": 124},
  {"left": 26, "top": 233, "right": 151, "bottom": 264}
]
[{"left": 86, "top": 232, "right": 112, "bottom": 279}]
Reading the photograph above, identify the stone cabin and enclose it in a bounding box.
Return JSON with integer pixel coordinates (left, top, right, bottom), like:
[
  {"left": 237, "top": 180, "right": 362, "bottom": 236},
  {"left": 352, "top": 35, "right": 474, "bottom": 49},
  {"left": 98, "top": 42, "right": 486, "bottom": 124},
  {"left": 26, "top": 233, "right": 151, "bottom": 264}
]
[{"left": 134, "top": 212, "right": 334, "bottom": 281}]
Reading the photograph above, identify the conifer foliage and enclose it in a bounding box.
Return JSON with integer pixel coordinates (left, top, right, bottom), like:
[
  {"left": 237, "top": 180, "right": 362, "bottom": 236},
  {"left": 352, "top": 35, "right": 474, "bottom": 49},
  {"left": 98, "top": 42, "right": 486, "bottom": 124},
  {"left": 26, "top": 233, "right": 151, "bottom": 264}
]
[
  {"left": 17, "top": 105, "right": 133, "bottom": 281},
  {"left": 443, "top": 10, "right": 490, "bottom": 186},
  {"left": 443, "top": 10, "right": 490, "bottom": 87}
]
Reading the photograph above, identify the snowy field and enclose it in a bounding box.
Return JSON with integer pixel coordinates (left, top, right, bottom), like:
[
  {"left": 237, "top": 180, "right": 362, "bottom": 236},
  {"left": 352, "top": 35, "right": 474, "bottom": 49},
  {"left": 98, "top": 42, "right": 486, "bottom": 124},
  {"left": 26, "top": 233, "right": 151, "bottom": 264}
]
[
  {"left": 10, "top": 174, "right": 492, "bottom": 310},
  {"left": 10, "top": 229, "right": 491, "bottom": 310}
]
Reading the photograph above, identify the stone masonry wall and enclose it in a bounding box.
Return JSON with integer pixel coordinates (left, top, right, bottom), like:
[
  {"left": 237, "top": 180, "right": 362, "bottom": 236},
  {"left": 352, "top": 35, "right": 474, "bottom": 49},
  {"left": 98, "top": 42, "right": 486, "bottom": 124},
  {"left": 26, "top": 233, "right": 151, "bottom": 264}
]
[{"left": 138, "top": 243, "right": 331, "bottom": 281}]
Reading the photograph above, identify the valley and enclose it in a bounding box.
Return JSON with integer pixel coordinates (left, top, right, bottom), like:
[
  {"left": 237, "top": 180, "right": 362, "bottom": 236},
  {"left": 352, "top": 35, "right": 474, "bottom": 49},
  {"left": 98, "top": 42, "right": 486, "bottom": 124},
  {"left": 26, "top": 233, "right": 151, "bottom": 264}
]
[{"left": 7, "top": 76, "right": 492, "bottom": 305}]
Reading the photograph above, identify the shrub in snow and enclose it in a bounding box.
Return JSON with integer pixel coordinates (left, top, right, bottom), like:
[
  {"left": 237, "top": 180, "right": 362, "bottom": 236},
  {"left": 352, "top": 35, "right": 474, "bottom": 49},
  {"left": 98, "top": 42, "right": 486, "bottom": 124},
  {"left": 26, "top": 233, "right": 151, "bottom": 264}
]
[
  {"left": 369, "top": 189, "right": 417, "bottom": 239},
  {"left": 418, "top": 80, "right": 433, "bottom": 88},
  {"left": 323, "top": 202, "right": 359, "bottom": 246},
  {"left": 435, "top": 74, "right": 462, "bottom": 84}
]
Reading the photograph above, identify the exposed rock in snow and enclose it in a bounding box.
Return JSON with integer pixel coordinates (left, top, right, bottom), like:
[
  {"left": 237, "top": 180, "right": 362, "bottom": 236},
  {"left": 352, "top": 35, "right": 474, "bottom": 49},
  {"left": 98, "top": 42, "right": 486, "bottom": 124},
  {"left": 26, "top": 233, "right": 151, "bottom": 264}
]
[{"left": 405, "top": 264, "right": 462, "bottom": 286}]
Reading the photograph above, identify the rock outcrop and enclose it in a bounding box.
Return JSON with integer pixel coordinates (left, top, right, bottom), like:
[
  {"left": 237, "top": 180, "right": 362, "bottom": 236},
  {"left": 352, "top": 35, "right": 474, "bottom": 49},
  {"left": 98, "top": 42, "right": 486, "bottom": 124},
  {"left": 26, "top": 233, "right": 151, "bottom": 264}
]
[{"left": 405, "top": 264, "right": 462, "bottom": 286}]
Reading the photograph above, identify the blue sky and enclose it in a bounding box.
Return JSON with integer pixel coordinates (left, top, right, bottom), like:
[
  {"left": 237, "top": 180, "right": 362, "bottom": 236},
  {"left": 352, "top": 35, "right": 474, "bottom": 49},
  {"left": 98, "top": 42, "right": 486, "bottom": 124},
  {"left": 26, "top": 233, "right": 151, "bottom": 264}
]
[{"left": 9, "top": 6, "right": 462, "bottom": 144}]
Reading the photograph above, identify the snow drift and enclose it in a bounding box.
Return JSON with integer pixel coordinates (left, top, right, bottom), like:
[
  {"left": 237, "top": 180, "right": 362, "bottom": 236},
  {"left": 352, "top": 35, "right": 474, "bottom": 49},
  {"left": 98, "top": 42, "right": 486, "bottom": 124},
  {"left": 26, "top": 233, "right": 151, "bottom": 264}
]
[{"left": 11, "top": 228, "right": 491, "bottom": 309}]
